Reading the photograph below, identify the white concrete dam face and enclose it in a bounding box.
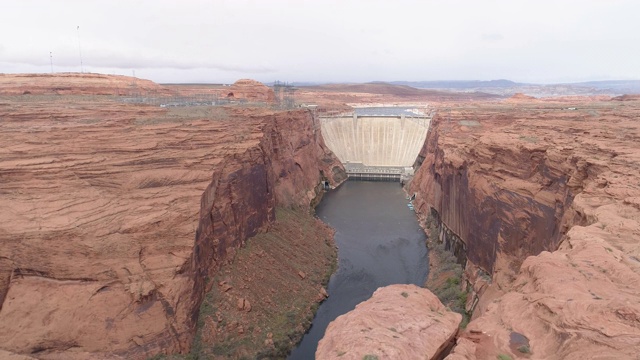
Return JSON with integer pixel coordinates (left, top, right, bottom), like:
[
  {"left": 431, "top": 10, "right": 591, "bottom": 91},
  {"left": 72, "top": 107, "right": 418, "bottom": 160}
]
[{"left": 320, "top": 116, "right": 430, "bottom": 167}]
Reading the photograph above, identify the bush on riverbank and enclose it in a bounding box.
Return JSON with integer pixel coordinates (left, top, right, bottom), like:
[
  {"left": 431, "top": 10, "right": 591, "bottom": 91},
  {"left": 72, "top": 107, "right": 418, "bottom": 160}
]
[
  {"left": 150, "top": 208, "right": 337, "bottom": 360},
  {"left": 423, "top": 214, "right": 470, "bottom": 328}
]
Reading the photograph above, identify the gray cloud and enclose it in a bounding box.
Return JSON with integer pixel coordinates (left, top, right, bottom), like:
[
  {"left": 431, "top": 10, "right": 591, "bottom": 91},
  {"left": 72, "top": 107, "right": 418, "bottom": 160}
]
[
  {"left": 481, "top": 33, "right": 504, "bottom": 42},
  {"left": 5, "top": 52, "right": 275, "bottom": 73},
  {"left": 1, "top": 0, "right": 639, "bottom": 83}
]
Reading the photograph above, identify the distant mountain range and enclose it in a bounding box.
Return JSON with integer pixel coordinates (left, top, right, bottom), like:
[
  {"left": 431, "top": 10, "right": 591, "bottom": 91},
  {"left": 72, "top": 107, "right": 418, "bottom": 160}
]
[
  {"left": 388, "top": 80, "right": 640, "bottom": 97},
  {"left": 568, "top": 80, "right": 640, "bottom": 92},
  {"left": 388, "top": 79, "right": 521, "bottom": 89},
  {"left": 266, "top": 79, "right": 640, "bottom": 97}
]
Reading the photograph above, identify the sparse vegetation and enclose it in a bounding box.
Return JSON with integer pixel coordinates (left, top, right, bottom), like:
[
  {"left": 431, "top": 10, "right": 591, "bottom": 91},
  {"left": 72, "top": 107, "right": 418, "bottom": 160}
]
[
  {"left": 497, "top": 354, "right": 513, "bottom": 360},
  {"left": 424, "top": 213, "right": 471, "bottom": 328},
  {"left": 401, "top": 291, "right": 409, "bottom": 298},
  {"left": 180, "top": 207, "right": 337, "bottom": 360},
  {"left": 478, "top": 268, "right": 492, "bottom": 282},
  {"left": 518, "top": 344, "right": 531, "bottom": 353},
  {"left": 363, "top": 355, "right": 379, "bottom": 360}
]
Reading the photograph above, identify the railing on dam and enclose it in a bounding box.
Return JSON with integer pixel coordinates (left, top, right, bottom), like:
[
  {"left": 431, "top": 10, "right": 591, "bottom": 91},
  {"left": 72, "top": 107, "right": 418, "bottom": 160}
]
[
  {"left": 348, "top": 172, "right": 401, "bottom": 182},
  {"left": 344, "top": 163, "right": 409, "bottom": 182},
  {"left": 320, "top": 114, "right": 430, "bottom": 129}
]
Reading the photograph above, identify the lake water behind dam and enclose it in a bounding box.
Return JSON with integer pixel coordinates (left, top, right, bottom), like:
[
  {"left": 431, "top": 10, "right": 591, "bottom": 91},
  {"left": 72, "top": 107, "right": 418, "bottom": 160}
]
[{"left": 288, "top": 181, "right": 429, "bottom": 359}]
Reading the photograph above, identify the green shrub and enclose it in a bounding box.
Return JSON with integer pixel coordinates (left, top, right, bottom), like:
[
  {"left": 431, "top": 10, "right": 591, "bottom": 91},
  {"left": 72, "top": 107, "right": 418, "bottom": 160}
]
[{"left": 518, "top": 345, "right": 531, "bottom": 353}]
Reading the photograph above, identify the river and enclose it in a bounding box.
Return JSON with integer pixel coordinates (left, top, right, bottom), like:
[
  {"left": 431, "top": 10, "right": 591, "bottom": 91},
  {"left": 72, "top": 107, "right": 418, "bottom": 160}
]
[{"left": 288, "top": 181, "right": 429, "bottom": 359}]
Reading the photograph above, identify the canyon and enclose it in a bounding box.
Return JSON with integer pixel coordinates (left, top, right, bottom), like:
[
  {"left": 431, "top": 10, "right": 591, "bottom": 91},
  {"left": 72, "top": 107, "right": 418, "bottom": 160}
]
[
  {"left": 1, "top": 74, "right": 640, "bottom": 359},
  {"left": 0, "top": 74, "right": 344, "bottom": 359},
  {"left": 408, "top": 96, "right": 640, "bottom": 359}
]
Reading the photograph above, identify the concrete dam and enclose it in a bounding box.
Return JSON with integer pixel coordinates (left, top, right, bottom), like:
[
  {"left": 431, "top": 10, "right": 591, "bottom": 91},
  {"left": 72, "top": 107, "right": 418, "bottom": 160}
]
[{"left": 320, "top": 108, "right": 431, "bottom": 181}]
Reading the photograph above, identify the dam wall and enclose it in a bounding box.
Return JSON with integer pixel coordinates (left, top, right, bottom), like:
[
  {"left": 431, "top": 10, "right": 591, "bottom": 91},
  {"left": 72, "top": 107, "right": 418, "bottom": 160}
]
[{"left": 320, "top": 115, "right": 430, "bottom": 174}]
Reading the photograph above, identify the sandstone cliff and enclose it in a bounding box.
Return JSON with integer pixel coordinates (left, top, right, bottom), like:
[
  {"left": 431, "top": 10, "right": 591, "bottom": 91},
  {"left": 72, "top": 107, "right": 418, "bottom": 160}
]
[
  {"left": 0, "top": 89, "right": 344, "bottom": 358},
  {"left": 317, "top": 284, "right": 461, "bottom": 360},
  {"left": 410, "top": 99, "right": 640, "bottom": 358}
]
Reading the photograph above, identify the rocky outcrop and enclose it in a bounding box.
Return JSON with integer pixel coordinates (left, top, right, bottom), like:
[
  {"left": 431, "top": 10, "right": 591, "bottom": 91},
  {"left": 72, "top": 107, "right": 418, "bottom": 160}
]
[
  {"left": 225, "top": 79, "right": 276, "bottom": 102},
  {"left": 317, "top": 284, "right": 461, "bottom": 360},
  {"left": 410, "top": 98, "right": 640, "bottom": 358},
  {"left": 0, "top": 89, "right": 344, "bottom": 359},
  {"left": 0, "top": 73, "right": 171, "bottom": 96}
]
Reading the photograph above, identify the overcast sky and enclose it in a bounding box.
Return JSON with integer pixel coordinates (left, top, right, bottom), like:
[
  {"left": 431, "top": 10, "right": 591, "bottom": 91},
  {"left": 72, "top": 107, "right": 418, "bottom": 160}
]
[{"left": 1, "top": 0, "right": 639, "bottom": 84}]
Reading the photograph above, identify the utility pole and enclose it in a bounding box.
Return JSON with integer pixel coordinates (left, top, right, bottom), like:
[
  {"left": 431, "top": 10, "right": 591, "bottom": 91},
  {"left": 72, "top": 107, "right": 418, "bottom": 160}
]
[
  {"left": 77, "top": 25, "right": 84, "bottom": 73},
  {"left": 49, "top": 52, "right": 53, "bottom": 73}
]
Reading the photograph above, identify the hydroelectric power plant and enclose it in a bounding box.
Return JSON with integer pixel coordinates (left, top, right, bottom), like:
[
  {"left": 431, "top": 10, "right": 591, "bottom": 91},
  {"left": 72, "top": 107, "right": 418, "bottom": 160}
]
[{"left": 319, "top": 107, "right": 431, "bottom": 182}]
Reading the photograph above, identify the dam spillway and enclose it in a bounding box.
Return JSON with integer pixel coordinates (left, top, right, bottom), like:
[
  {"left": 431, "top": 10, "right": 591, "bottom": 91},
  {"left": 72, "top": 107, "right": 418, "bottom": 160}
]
[{"left": 319, "top": 108, "right": 431, "bottom": 181}]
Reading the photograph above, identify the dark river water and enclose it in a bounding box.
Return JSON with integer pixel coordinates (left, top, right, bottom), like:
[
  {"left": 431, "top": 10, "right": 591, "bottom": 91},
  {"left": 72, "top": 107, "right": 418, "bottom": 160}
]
[{"left": 288, "top": 181, "right": 429, "bottom": 359}]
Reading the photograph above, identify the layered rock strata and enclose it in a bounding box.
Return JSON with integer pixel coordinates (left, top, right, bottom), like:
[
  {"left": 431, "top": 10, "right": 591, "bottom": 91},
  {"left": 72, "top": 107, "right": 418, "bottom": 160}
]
[
  {"left": 409, "top": 98, "right": 640, "bottom": 359},
  {"left": 0, "top": 90, "right": 344, "bottom": 359}
]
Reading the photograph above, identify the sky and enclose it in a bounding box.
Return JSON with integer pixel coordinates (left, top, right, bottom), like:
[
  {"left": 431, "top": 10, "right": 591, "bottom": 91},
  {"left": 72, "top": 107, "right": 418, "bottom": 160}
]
[{"left": 1, "top": 0, "right": 639, "bottom": 84}]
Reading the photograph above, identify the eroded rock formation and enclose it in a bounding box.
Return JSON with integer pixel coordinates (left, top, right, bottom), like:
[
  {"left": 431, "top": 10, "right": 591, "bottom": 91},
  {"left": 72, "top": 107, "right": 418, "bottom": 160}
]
[
  {"left": 409, "top": 98, "right": 640, "bottom": 359},
  {"left": 317, "top": 284, "right": 461, "bottom": 360},
  {"left": 224, "top": 79, "right": 276, "bottom": 102},
  {"left": 0, "top": 80, "right": 344, "bottom": 359}
]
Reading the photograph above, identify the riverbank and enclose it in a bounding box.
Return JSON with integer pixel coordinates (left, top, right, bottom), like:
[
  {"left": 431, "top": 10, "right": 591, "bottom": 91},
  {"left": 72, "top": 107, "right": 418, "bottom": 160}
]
[
  {"left": 421, "top": 213, "right": 470, "bottom": 329},
  {"left": 185, "top": 207, "right": 336, "bottom": 359}
]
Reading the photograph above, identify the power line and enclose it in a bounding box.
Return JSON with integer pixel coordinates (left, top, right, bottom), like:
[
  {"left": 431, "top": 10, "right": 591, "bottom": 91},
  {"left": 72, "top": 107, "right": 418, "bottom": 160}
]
[{"left": 77, "top": 25, "right": 84, "bottom": 73}]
